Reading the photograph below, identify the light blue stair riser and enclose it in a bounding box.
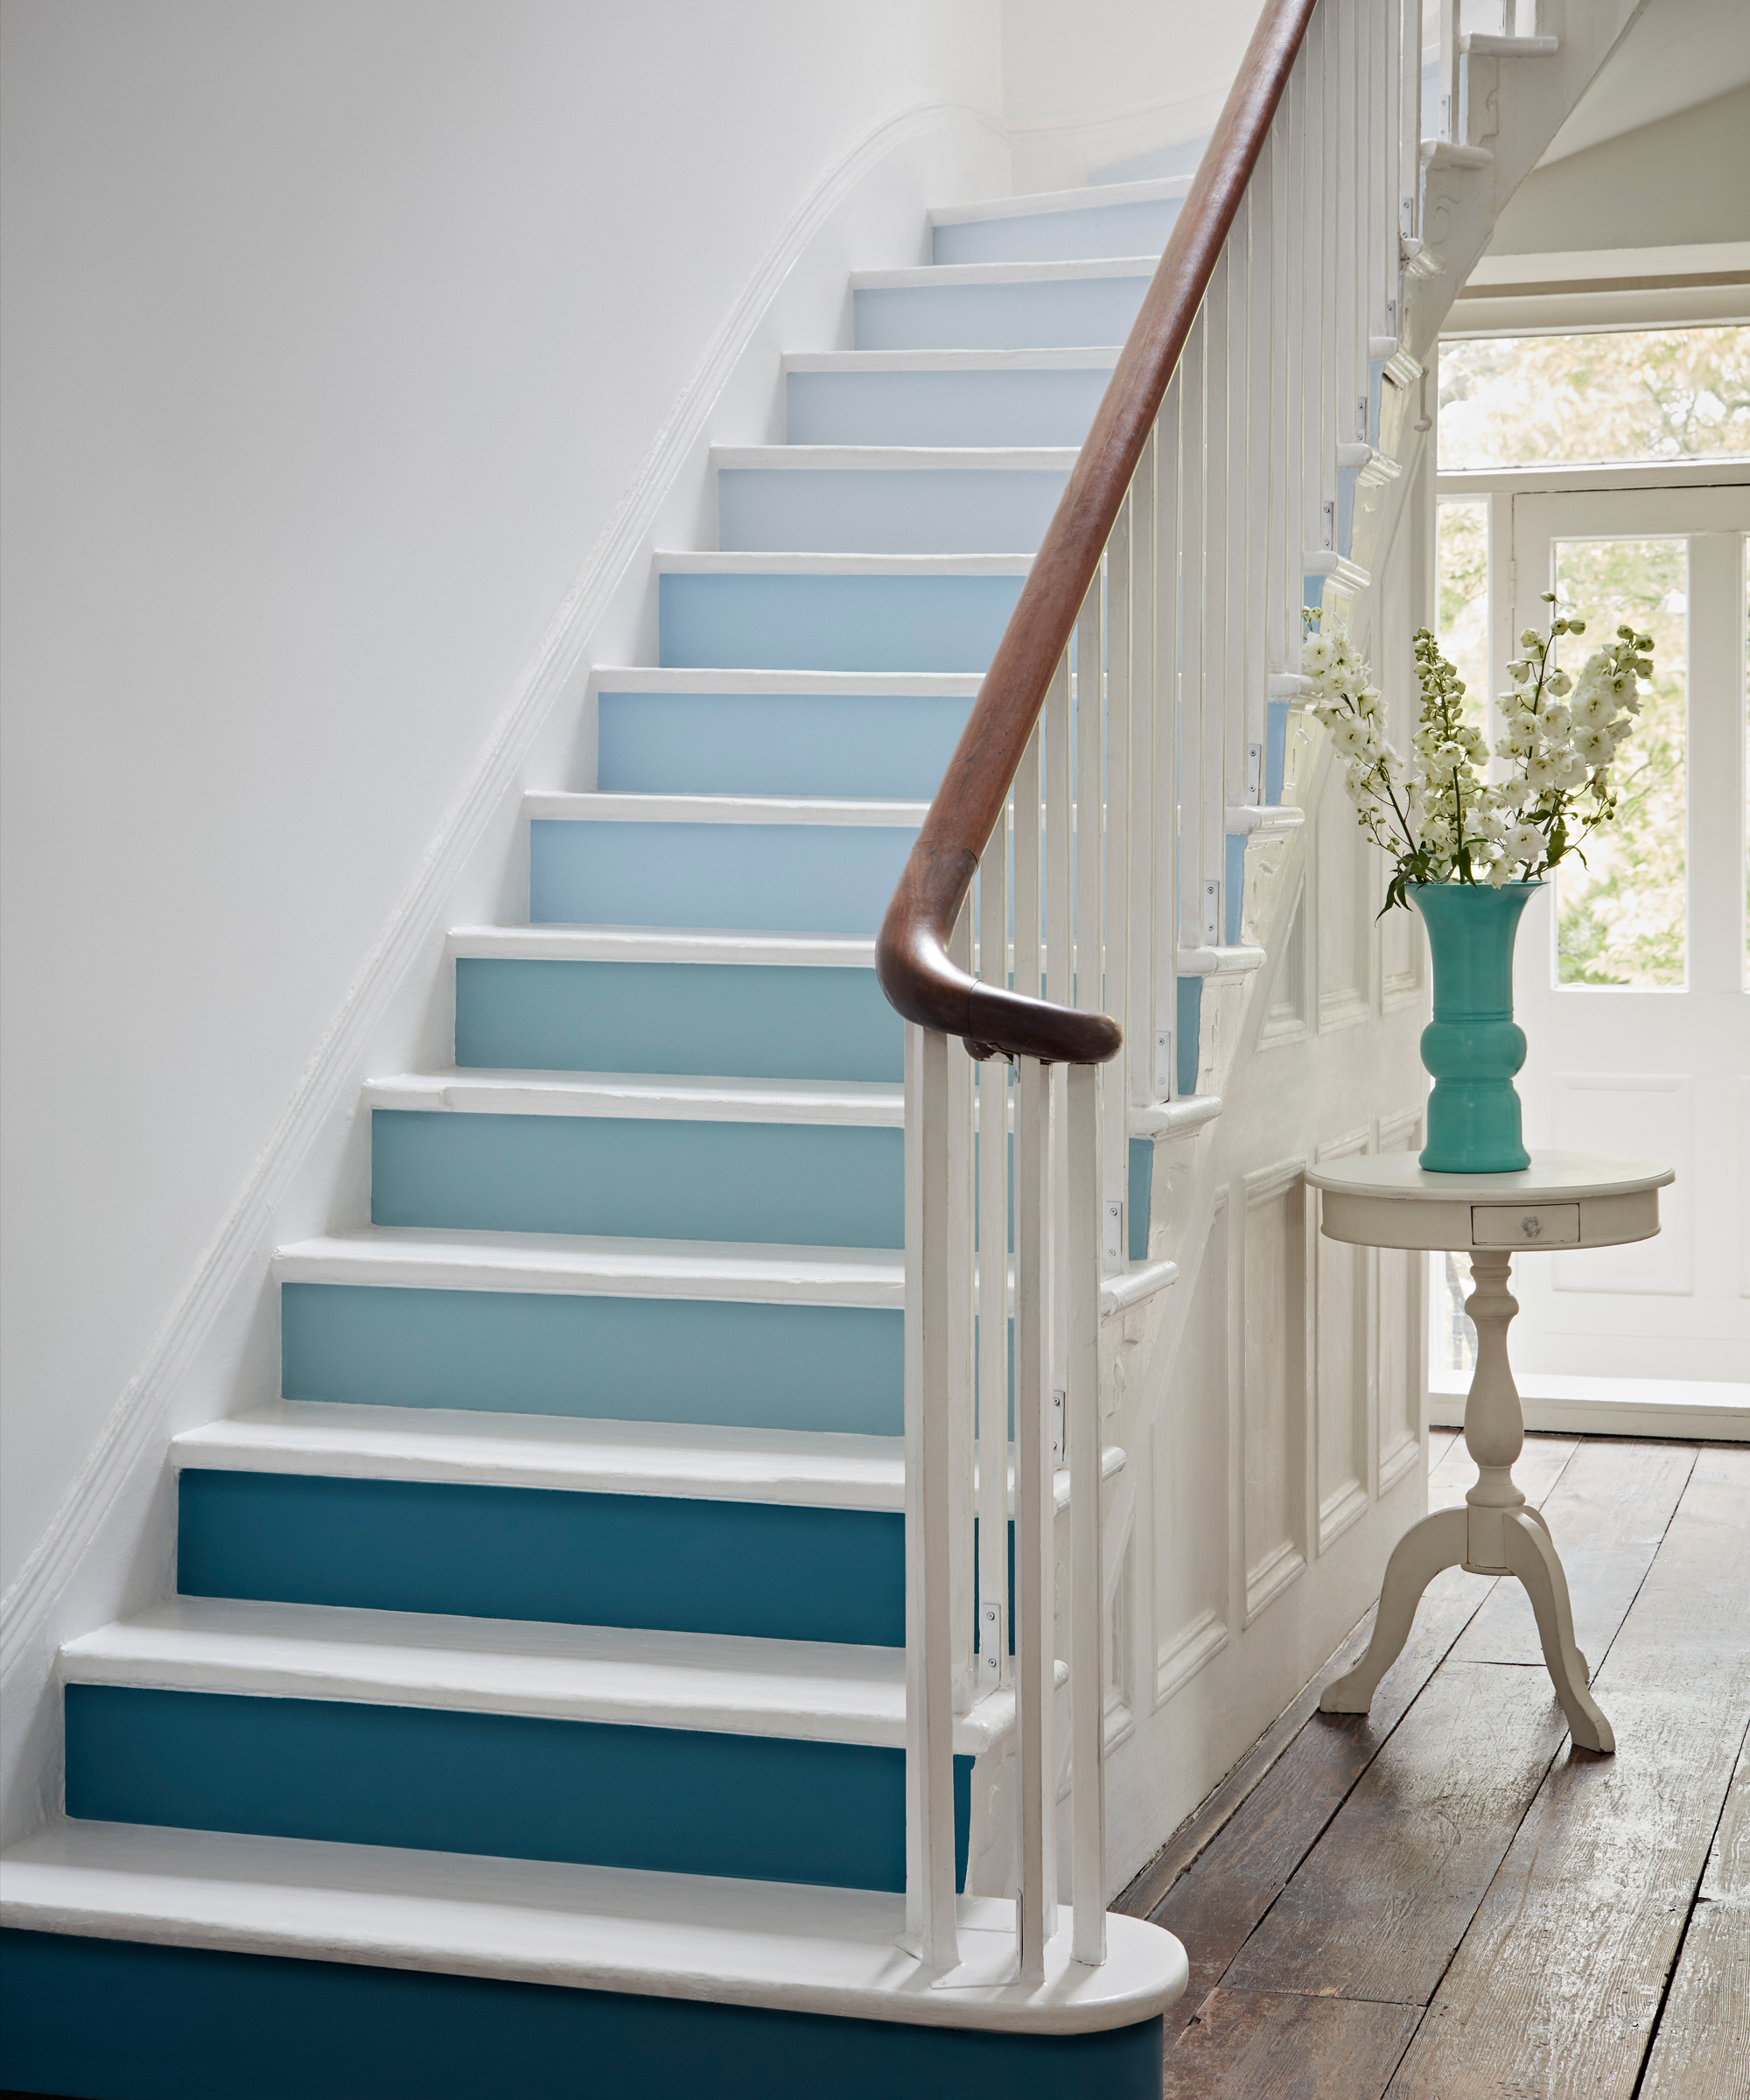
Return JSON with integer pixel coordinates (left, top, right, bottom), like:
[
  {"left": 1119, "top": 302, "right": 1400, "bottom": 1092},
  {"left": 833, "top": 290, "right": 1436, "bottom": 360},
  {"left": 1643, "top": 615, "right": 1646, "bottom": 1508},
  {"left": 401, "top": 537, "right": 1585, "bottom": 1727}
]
[
  {"left": 1, "top": 1934, "right": 1168, "bottom": 2100},
  {"left": 281, "top": 1284, "right": 904, "bottom": 1435},
  {"left": 659, "top": 570, "right": 1026, "bottom": 674},
  {"left": 370, "top": 1110, "right": 904, "bottom": 1249},
  {"left": 1265, "top": 697, "right": 1291, "bottom": 807},
  {"left": 932, "top": 197, "right": 1181, "bottom": 265},
  {"left": 528, "top": 819, "right": 918, "bottom": 937},
  {"left": 598, "top": 690, "right": 971, "bottom": 799},
  {"left": 454, "top": 959, "right": 903, "bottom": 1082},
  {"left": 717, "top": 466, "right": 1068, "bottom": 555},
  {"left": 179, "top": 1472, "right": 904, "bottom": 1647},
  {"left": 853, "top": 276, "right": 1147, "bottom": 352},
  {"left": 1224, "top": 832, "right": 1247, "bottom": 946},
  {"left": 786, "top": 366, "right": 1108, "bottom": 447},
  {"left": 63, "top": 1686, "right": 972, "bottom": 1894}
]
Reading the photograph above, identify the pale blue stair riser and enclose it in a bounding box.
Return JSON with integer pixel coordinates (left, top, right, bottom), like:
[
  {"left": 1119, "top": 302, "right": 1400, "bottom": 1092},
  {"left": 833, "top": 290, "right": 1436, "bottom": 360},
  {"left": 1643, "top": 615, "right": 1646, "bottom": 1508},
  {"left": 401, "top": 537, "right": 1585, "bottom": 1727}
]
[
  {"left": 853, "top": 276, "right": 1146, "bottom": 352},
  {"left": 63, "top": 1685, "right": 971, "bottom": 1894},
  {"left": 659, "top": 570, "right": 1026, "bottom": 674},
  {"left": 597, "top": 690, "right": 973, "bottom": 799},
  {"left": 453, "top": 958, "right": 903, "bottom": 1082},
  {"left": 1224, "top": 832, "right": 1247, "bottom": 945},
  {"left": 1265, "top": 696, "right": 1291, "bottom": 806},
  {"left": 282, "top": 1283, "right": 903, "bottom": 1433},
  {"left": 932, "top": 196, "right": 1180, "bottom": 265},
  {"left": 178, "top": 1471, "right": 904, "bottom": 1646},
  {"left": 786, "top": 365, "right": 1107, "bottom": 447},
  {"left": 1, "top": 1933, "right": 1168, "bottom": 2100},
  {"left": 718, "top": 466, "right": 1068, "bottom": 556},
  {"left": 371, "top": 1109, "right": 904, "bottom": 1248},
  {"left": 528, "top": 817, "right": 918, "bottom": 936}
]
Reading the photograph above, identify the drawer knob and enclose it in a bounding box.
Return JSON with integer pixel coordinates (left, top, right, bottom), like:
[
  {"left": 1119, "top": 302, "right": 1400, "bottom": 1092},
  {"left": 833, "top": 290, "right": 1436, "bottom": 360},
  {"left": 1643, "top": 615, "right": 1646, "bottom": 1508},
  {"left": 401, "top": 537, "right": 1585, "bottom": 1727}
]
[{"left": 1520, "top": 1214, "right": 1543, "bottom": 1239}]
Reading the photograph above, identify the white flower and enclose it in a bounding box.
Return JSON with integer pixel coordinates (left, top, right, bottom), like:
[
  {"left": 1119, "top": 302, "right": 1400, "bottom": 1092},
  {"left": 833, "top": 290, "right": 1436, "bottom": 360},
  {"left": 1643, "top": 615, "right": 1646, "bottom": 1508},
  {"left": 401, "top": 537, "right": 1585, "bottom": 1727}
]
[
  {"left": 1573, "top": 725, "right": 1612, "bottom": 766},
  {"left": 1525, "top": 753, "right": 1559, "bottom": 791},
  {"left": 1558, "top": 751, "right": 1591, "bottom": 789},
  {"left": 1504, "top": 821, "right": 1544, "bottom": 862},
  {"left": 1488, "top": 860, "right": 1513, "bottom": 886},
  {"left": 1332, "top": 717, "right": 1374, "bottom": 759},
  {"left": 1546, "top": 670, "right": 1573, "bottom": 697},
  {"left": 1542, "top": 704, "right": 1572, "bottom": 739},
  {"left": 1301, "top": 634, "right": 1335, "bottom": 676}
]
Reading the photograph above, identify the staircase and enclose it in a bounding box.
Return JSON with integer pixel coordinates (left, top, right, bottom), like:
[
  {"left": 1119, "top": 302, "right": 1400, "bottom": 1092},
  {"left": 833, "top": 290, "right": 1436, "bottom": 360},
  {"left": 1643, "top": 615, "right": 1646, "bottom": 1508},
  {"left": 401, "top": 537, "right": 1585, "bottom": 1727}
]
[{"left": 0, "top": 4, "right": 1640, "bottom": 2094}]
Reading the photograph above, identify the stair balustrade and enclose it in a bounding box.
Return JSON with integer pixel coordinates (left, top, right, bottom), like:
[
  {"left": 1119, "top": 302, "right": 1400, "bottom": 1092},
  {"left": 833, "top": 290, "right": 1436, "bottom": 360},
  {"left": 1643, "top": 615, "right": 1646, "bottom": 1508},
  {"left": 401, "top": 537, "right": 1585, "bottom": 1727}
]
[{"left": 877, "top": 0, "right": 1424, "bottom": 1982}]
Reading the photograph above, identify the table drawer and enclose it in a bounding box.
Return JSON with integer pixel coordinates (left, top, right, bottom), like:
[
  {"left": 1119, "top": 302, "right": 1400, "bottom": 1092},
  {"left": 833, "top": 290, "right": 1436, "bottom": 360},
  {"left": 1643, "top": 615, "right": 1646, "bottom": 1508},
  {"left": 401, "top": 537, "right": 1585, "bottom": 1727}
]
[{"left": 1472, "top": 1201, "right": 1580, "bottom": 1247}]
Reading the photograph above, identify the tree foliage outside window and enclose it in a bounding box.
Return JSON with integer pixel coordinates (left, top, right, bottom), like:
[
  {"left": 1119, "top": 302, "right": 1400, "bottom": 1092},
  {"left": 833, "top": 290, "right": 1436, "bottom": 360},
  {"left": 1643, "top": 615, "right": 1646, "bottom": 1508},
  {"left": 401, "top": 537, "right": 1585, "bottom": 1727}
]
[
  {"left": 1439, "top": 327, "right": 1750, "bottom": 469},
  {"left": 1437, "top": 500, "right": 1488, "bottom": 731}
]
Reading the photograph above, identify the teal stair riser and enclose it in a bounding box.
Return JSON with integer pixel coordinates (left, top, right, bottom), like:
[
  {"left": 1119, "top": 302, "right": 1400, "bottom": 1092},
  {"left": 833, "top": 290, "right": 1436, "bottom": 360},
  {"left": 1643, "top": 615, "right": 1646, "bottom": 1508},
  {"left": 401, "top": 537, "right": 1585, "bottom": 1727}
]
[
  {"left": 1175, "top": 975, "right": 1202, "bottom": 1098},
  {"left": 370, "top": 1110, "right": 905, "bottom": 1249},
  {"left": 63, "top": 1687, "right": 971, "bottom": 1894},
  {"left": 659, "top": 571, "right": 1026, "bottom": 674},
  {"left": 932, "top": 196, "right": 1180, "bottom": 264},
  {"left": 853, "top": 276, "right": 1148, "bottom": 352},
  {"left": 281, "top": 1284, "right": 904, "bottom": 1435},
  {"left": 718, "top": 466, "right": 1068, "bottom": 556},
  {"left": 453, "top": 960, "right": 904, "bottom": 1081},
  {"left": 0, "top": 1934, "right": 1167, "bottom": 2100},
  {"left": 528, "top": 818, "right": 919, "bottom": 937},
  {"left": 786, "top": 366, "right": 1108, "bottom": 448},
  {"left": 178, "top": 1471, "right": 905, "bottom": 1647},
  {"left": 598, "top": 690, "right": 973, "bottom": 799},
  {"left": 1410, "top": 880, "right": 1537, "bottom": 1173}
]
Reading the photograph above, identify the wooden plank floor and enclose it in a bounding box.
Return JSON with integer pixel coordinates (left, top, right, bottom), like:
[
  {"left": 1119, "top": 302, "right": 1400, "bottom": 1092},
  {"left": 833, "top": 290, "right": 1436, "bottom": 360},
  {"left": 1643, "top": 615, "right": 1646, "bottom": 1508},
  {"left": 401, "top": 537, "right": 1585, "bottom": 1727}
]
[{"left": 1120, "top": 1433, "right": 1750, "bottom": 2100}]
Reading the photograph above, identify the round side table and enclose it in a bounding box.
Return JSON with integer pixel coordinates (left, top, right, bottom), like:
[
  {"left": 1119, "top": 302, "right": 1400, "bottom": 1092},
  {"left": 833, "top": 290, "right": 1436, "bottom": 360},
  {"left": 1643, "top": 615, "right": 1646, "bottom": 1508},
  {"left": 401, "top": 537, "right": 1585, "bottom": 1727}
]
[{"left": 1305, "top": 1148, "right": 1674, "bottom": 1755}]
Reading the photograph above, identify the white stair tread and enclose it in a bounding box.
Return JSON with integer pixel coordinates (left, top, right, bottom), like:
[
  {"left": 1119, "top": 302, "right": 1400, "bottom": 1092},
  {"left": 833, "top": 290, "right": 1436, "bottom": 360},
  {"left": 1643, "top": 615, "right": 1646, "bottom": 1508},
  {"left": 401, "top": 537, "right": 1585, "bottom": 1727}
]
[
  {"left": 65, "top": 1598, "right": 1034, "bottom": 1753},
  {"left": 850, "top": 256, "right": 1156, "bottom": 290},
  {"left": 447, "top": 925, "right": 877, "bottom": 967},
  {"left": 522, "top": 791, "right": 928, "bottom": 827},
  {"left": 587, "top": 664, "right": 985, "bottom": 696},
  {"left": 274, "top": 1227, "right": 905, "bottom": 1307},
  {"left": 654, "top": 550, "right": 1032, "bottom": 576},
  {"left": 712, "top": 445, "right": 1079, "bottom": 472},
  {"left": 1225, "top": 804, "right": 1306, "bottom": 837},
  {"left": 361, "top": 1069, "right": 905, "bottom": 1127},
  {"left": 1174, "top": 944, "right": 1267, "bottom": 977},
  {"left": 174, "top": 1404, "right": 906, "bottom": 1509},
  {"left": 928, "top": 175, "right": 1192, "bottom": 227},
  {"left": 784, "top": 347, "right": 1119, "bottom": 373},
  {"left": 173, "top": 1401, "right": 1124, "bottom": 1519},
  {"left": 1128, "top": 1095, "right": 1223, "bottom": 1141},
  {"left": 0, "top": 1821, "right": 1188, "bottom": 2034}
]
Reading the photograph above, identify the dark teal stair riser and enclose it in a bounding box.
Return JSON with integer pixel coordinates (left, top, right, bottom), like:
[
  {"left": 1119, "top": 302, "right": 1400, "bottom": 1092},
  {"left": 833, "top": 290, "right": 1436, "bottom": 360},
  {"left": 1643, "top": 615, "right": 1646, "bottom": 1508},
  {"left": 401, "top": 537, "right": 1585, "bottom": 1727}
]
[
  {"left": 178, "top": 1471, "right": 904, "bottom": 1646},
  {"left": 0, "top": 1932, "right": 1167, "bottom": 2100},
  {"left": 64, "top": 1687, "right": 970, "bottom": 1894},
  {"left": 281, "top": 1284, "right": 904, "bottom": 1434},
  {"left": 370, "top": 1110, "right": 904, "bottom": 1248},
  {"left": 453, "top": 958, "right": 904, "bottom": 1081}
]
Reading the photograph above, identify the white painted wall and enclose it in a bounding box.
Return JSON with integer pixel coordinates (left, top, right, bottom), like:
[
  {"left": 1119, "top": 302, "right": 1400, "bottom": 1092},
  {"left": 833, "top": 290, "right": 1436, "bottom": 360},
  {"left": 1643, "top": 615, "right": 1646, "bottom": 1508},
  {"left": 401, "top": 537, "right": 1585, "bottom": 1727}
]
[{"left": 0, "top": 0, "right": 1008, "bottom": 1600}]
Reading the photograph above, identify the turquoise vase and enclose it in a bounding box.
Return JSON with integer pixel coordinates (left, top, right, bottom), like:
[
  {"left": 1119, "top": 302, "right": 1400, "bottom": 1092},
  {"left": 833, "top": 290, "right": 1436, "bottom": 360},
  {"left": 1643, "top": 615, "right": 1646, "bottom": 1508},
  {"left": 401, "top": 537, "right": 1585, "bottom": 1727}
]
[{"left": 1408, "top": 880, "right": 1540, "bottom": 1173}]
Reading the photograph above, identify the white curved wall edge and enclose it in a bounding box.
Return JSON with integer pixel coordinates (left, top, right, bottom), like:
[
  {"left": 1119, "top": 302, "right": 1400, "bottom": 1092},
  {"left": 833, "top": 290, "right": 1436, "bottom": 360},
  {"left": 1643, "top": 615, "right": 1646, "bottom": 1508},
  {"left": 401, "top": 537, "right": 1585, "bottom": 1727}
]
[{"left": 0, "top": 96, "right": 1011, "bottom": 1847}]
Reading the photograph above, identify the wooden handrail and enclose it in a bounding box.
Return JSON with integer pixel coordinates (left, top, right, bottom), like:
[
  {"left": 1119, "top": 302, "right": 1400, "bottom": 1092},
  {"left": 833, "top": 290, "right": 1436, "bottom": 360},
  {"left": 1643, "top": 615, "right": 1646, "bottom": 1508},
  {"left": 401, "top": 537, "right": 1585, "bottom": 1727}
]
[{"left": 875, "top": 0, "right": 1317, "bottom": 1065}]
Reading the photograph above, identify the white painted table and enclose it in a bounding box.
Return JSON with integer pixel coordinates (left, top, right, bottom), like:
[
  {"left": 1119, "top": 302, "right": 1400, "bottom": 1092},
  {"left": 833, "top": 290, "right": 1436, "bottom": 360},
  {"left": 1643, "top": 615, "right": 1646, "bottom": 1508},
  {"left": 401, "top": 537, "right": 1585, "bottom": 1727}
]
[{"left": 1305, "top": 1150, "right": 1674, "bottom": 1755}]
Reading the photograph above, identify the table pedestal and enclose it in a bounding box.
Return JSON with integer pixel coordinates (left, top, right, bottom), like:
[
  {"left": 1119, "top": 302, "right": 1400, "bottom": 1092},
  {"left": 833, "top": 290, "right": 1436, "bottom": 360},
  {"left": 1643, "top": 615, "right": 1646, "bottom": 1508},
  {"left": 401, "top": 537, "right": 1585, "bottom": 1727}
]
[{"left": 1320, "top": 1250, "right": 1614, "bottom": 1753}]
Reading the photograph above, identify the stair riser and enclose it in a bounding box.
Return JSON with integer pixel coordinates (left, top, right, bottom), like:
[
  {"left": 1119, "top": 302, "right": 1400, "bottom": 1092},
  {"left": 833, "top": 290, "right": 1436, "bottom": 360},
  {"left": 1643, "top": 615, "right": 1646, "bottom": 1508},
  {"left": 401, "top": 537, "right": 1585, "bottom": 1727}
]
[
  {"left": 717, "top": 466, "right": 1068, "bottom": 555},
  {"left": 63, "top": 1687, "right": 970, "bottom": 1894},
  {"left": 598, "top": 690, "right": 972, "bottom": 799},
  {"left": 282, "top": 1284, "right": 904, "bottom": 1434},
  {"left": 453, "top": 959, "right": 904, "bottom": 1081},
  {"left": 0, "top": 1933, "right": 1169, "bottom": 2100},
  {"left": 658, "top": 570, "right": 1026, "bottom": 674},
  {"left": 787, "top": 366, "right": 1108, "bottom": 447},
  {"left": 853, "top": 276, "right": 1147, "bottom": 352},
  {"left": 178, "top": 1472, "right": 904, "bottom": 1644},
  {"left": 932, "top": 197, "right": 1181, "bottom": 265},
  {"left": 371, "top": 1110, "right": 904, "bottom": 1249},
  {"left": 528, "top": 817, "right": 919, "bottom": 937}
]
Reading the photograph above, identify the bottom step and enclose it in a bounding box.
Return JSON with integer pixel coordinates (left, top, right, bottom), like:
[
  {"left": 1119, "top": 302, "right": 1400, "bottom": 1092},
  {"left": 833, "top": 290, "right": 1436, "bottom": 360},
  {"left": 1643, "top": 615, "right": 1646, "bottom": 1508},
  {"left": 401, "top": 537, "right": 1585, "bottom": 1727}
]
[{"left": 1, "top": 1823, "right": 1186, "bottom": 2099}]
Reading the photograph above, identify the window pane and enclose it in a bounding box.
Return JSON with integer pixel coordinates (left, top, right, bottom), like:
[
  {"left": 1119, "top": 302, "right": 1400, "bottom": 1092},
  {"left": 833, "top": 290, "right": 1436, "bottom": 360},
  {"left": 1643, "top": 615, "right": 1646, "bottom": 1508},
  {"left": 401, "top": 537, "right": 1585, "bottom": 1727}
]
[
  {"left": 1552, "top": 537, "right": 1688, "bottom": 989},
  {"left": 1437, "top": 500, "right": 1488, "bottom": 724},
  {"left": 1439, "top": 329, "right": 1750, "bottom": 471}
]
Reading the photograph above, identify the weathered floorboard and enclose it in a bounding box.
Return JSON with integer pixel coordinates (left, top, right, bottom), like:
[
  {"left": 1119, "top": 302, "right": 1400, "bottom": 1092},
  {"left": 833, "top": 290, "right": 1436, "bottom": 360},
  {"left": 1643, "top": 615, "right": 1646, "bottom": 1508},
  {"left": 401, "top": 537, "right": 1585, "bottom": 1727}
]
[
  {"left": 1220, "top": 1662, "right": 1570, "bottom": 2005},
  {"left": 1386, "top": 1447, "right": 1750, "bottom": 2099},
  {"left": 1639, "top": 1727, "right": 1750, "bottom": 2100},
  {"left": 1427, "top": 1430, "right": 1577, "bottom": 1513},
  {"left": 1160, "top": 1988, "right": 1419, "bottom": 2100},
  {"left": 1450, "top": 1438, "right": 1695, "bottom": 1669}
]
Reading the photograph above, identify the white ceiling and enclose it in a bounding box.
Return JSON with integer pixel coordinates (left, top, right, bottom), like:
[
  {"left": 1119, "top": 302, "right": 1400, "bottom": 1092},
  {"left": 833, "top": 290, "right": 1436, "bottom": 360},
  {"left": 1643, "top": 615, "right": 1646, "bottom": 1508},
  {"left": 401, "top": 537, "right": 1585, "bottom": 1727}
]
[{"left": 1537, "top": 0, "right": 1750, "bottom": 164}]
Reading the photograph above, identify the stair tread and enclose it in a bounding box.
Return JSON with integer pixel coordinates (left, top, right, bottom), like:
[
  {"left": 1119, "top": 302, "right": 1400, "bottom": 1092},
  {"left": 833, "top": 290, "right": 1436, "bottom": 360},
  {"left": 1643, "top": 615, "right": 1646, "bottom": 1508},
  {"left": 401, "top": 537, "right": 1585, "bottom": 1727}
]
[
  {"left": 928, "top": 175, "right": 1191, "bottom": 227},
  {"left": 361, "top": 1069, "right": 905, "bottom": 1125},
  {"left": 448, "top": 923, "right": 877, "bottom": 965},
  {"left": 712, "top": 444, "right": 1080, "bottom": 470},
  {"left": 64, "top": 1597, "right": 1020, "bottom": 1748},
  {"left": 850, "top": 256, "right": 1156, "bottom": 290},
  {"left": 0, "top": 1820, "right": 1187, "bottom": 2032},
  {"left": 654, "top": 549, "right": 1032, "bottom": 575},
  {"left": 589, "top": 664, "right": 985, "bottom": 695},
  {"left": 175, "top": 1403, "right": 906, "bottom": 1507},
  {"left": 784, "top": 347, "right": 1118, "bottom": 372},
  {"left": 523, "top": 791, "right": 928, "bottom": 825},
  {"left": 274, "top": 1227, "right": 905, "bottom": 1306}
]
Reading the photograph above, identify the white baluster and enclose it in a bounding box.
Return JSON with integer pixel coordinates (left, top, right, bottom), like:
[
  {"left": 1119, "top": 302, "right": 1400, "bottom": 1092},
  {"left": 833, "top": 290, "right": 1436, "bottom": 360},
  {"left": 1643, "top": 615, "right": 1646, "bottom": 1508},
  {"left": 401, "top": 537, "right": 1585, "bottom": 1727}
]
[
  {"left": 1154, "top": 379, "right": 1186, "bottom": 1082},
  {"left": 1200, "top": 255, "right": 1228, "bottom": 950},
  {"left": 1066, "top": 1060, "right": 1107, "bottom": 1965},
  {"left": 975, "top": 825, "right": 1010, "bottom": 1705},
  {"left": 1013, "top": 1050, "right": 1056, "bottom": 1982},
  {"left": 948, "top": 905, "right": 976, "bottom": 1718}
]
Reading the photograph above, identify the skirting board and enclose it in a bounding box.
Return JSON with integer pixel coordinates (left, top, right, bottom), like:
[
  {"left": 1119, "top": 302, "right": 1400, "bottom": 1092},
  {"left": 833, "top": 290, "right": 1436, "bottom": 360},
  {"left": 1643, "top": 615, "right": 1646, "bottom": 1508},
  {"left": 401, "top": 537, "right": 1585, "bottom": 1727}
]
[{"left": 1428, "top": 1373, "right": 1750, "bottom": 1444}]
